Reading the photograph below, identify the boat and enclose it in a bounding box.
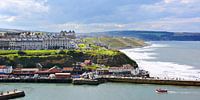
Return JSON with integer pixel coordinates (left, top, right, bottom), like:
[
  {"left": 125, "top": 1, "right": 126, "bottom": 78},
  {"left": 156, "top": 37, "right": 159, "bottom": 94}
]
[
  {"left": 155, "top": 88, "right": 168, "bottom": 93},
  {"left": 0, "top": 90, "right": 25, "bottom": 100},
  {"left": 72, "top": 78, "right": 101, "bottom": 85}
]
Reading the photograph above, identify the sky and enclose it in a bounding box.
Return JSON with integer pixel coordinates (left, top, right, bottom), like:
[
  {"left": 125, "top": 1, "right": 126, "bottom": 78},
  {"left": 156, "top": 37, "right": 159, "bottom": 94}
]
[{"left": 0, "top": 0, "right": 200, "bottom": 33}]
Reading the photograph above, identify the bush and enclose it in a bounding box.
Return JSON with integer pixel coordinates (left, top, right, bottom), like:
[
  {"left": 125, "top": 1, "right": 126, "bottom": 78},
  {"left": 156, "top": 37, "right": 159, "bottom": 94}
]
[
  {"left": 18, "top": 50, "right": 26, "bottom": 56},
  {"left": 57, "top": 50, "right": 66, "bottom": 54}
]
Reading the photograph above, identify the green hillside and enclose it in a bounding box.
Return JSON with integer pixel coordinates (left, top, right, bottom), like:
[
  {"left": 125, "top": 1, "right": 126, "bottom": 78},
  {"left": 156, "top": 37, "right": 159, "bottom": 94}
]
[
  {"left": 83, "top": 37, "right": 146, "bottom": 49},
  {"left": 0, "top": 50, "right": 137, "bottom": 68}
]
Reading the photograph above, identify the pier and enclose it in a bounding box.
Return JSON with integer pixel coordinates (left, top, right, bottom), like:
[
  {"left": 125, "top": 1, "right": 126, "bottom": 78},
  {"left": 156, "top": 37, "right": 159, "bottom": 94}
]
[
  {"left": 1, "top": 77, "right": 200, "bottom": 86},
  {"left": 98, "top": 77, "right": 200, "bottom": 86}
]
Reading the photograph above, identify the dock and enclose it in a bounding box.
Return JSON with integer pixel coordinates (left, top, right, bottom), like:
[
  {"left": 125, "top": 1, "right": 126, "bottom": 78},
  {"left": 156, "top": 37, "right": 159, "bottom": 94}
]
[{"left": 0, "top": 90, "right": 25, "bottom": 100}]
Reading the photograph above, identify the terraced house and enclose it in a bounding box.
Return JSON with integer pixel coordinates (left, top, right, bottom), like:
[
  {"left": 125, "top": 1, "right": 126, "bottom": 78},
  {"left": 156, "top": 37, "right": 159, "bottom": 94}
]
[{"left": 0, "top": 31, "right": 78, "bottom": 50}]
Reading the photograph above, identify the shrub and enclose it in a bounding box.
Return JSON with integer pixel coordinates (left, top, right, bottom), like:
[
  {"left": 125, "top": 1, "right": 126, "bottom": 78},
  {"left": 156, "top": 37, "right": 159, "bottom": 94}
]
[
  {"left": 18, "top": 50, "right": 26, "bottom": 56},
  {"left": 57, "top": 50, "right": 66, "bottom": 54}
]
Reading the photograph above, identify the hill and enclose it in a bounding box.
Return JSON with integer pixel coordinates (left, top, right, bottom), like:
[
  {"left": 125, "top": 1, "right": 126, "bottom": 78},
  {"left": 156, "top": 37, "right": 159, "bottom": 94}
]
[
  {"left": 83, "top": 37, "right": 147, "bottom": 49},
  {"left": 0, "top": 50, "right": 138, "bottom": 68},
  {"left": 88, "top": 31, "right": 200, "bottom": 41}
]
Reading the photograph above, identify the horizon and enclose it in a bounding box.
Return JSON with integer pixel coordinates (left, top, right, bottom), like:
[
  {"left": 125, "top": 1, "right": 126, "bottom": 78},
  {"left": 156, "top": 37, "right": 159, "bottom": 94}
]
[
  {"left": 1, "top": 27, "right": 200, "bottom": 34},
  {"left": 0, "top": 0, "right": 200, "bottom": 33}
]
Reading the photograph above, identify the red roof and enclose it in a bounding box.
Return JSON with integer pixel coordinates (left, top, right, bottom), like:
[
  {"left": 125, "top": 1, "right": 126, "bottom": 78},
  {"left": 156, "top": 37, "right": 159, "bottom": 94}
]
[
  {"left": 63, "top": 67, "right": 74, "bottom": 71},
  {"left": 0, "top": 65, "right": 6, "bottom": 69},
  {"left": 36, "top": 67, "right": 62, "bottom": 74},
  {"left": 84, "top": 60, "right": 92, "bottom": 65}
]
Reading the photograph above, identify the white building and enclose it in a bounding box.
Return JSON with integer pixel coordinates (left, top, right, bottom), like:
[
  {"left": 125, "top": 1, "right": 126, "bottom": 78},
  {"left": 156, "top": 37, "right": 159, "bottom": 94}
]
[
  {"left": 0, "top": 31, "right": 78, "bottom": 50},
  {"left": 0, "top": 65, "right": 13, "bottom": 74}
]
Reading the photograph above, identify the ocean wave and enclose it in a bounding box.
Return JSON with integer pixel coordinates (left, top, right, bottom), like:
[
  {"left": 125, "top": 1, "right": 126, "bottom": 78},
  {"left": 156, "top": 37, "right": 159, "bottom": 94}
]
[
  {"left": 143, "top": 43, "right": 169, "bottom": 49},
  {"left": 121, "top": 49, "right": 157, "bottom": 60},
  {"left": 121, "top": 46, "right": 200, "bottom": 81},
  {"left": 137, "top": 60, "right": 200, "bottom": 80}
]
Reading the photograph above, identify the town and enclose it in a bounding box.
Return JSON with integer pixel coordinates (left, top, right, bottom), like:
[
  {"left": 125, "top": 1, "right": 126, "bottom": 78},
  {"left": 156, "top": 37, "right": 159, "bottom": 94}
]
[
  {"left": 0, "top": 60, "right": 149, "bottom": 84},
  {"left": 0, "top": 30, "right": 149, "bottom": 85},
  {"left": 0, "top": 31, "right": 199, "bottom": 87}
]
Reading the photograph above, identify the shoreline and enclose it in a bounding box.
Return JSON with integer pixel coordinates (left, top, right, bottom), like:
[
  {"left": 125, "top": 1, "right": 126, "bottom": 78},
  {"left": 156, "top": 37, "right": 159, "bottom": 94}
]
[{"left": 120, "top": 41, "right": 200, "bottom": 81}]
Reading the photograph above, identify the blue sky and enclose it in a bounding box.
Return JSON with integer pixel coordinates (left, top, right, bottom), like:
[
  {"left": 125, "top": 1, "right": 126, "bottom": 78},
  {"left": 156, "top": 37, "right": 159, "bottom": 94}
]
[{"left": 0, "top": 0, "right": 200, "bottom": 32}]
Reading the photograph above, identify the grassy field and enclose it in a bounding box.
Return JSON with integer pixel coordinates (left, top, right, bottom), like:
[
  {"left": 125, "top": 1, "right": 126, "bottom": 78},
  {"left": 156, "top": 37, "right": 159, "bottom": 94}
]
[
  {"left": 0, "top": 49, "right": 120, "bottom": 57},
  {"left": 83, "top": 37, "right": 146, "bottom": 49}
]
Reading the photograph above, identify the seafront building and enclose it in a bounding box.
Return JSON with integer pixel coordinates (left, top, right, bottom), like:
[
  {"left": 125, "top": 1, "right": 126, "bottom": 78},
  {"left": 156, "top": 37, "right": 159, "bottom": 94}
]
[
  {"left": 96, "top": 64, "right": 149, "bottom": 77},
  {"left": 0, "top": 31, "right": 77, "bottom": 50},
  {"left": 0, "top": 65, "right": 13, "bottom": 74}
]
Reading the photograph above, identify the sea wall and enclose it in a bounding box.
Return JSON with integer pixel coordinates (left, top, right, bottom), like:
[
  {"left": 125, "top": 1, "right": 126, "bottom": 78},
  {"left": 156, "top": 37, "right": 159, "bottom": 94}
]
[{"left": 105, "top": 78, "right": 200, "bottom": 86}]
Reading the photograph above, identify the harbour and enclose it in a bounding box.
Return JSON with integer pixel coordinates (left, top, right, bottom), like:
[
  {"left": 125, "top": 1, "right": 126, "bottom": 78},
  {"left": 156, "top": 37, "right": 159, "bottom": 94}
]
[
  {"left": 1, "top": 83, "right": 200, "bottom": 100},
  {"left": 1, "top": 77, "right": 200, "bottom": 86}
]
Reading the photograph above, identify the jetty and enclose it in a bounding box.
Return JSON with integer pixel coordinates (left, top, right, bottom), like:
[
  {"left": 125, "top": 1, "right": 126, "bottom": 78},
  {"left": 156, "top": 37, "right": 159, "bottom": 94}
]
[
  {"left": 98, "top": 77, "right": 200, "bottom": 86},
  {"left": 72, "top": 78, "right": 101, "bottom": 85},
  {"left": 0, "top": 90, "right": 25, "bottom": 100}
]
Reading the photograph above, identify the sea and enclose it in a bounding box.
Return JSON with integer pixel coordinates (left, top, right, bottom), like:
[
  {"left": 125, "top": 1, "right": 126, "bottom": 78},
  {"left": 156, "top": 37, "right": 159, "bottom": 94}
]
[
  {"left": 121, "top": 41, "right": 200, "bottom": 80},
  {"left": 1, "top": 41, "right": 200, "bottom": 100}
]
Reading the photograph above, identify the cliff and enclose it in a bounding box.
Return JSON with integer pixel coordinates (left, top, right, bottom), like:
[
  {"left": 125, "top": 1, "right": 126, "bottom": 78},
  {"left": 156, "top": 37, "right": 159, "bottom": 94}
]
[{"left": 0, "top": 50, "right": 138, "bottom": 68}]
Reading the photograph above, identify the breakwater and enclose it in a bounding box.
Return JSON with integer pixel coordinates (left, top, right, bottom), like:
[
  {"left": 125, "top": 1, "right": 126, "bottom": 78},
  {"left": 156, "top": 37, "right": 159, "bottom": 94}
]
[
  {"left": 1, "top": 77, "right": 200, "bottom": 86},
  {"left": 101, "top": 77, "right": 200, "bottom": 86}
]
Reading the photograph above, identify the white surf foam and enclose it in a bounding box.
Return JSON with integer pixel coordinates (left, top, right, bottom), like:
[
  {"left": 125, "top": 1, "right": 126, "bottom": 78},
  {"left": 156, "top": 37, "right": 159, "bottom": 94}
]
[{"left": 121, "top": 43, "right": 200, "bottom": 81}]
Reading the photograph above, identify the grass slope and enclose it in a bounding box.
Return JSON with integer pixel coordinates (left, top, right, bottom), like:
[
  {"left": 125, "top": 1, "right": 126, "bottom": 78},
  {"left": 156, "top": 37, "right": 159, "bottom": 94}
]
[{"left": 84, "top": 37, "right": 146, "bottom": 49}]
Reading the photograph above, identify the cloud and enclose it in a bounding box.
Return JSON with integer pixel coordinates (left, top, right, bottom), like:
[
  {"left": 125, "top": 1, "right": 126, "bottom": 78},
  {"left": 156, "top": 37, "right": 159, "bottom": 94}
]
[
  {"left": 164, "top": 0, "right": 197, "bottom": 4},
  {"left": 44, "top": 23, "right": 128, "bottom": 33},
  {"left": 44, "top": 17, "right": 200, "bottom": 33},
  {"left": 0, "top": 0, "right": 49, "bottom": 13},
  {"left": 0, "top": 15, "right": 16, "bottom": 22},
  {"left": 141, "top": 0, "right": 200, "bottom": 15},
  {"left": 0, "top": 0, "right": 49, "bottom": 23},
  {"left": 0, "top": 0, "right": 199, "bottom": 32}
]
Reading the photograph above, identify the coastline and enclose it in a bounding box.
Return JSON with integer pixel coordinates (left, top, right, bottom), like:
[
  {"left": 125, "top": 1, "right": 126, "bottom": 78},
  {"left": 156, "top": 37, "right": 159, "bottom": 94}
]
[{"left": 120, "top": 41, "right": 200, "bottom": 81}]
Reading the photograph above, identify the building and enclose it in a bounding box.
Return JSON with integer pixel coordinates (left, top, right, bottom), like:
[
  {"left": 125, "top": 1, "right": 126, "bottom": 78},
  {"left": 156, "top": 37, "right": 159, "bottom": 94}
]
[
  {"left": 96, "top": 68, "right": 109, "bottom": 75},
  {"left": 0, "top": 65, "right": 13, "bottom": 74},
  {"left": 12, "top": 68, "right": 39, "bottom": 76},
  {"left": 108, "top": 64, "right": 134, "bottom": 74},
  {"left": 0, "top": 31, "right": 77, "bottom": 50},
  {"left": 60, "top": 30, "right": 76, "bottom": 39},
  {"left": 55, "top": 73, "right": 71, "bottom": 79},
  {"left": 62, "top": 67, "right": 74, "bottom": 73},
  {"left": 36, "top": 66, "right": 62, "bottom": 76}
]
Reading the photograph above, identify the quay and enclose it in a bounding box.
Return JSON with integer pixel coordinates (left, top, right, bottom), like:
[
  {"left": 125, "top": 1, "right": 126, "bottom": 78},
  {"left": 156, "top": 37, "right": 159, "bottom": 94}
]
[
  {"left": 1, "top": 77, "right": 200, "bottom": 86},
  {"left": 0, "top": 78, "right": 72, "bottom": 83},
  {"left": 98, "top": 77, "right": 200, "bottom": 86},
  {"left": 0, "top": 90, "right": 25, "bottom": 100}
]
